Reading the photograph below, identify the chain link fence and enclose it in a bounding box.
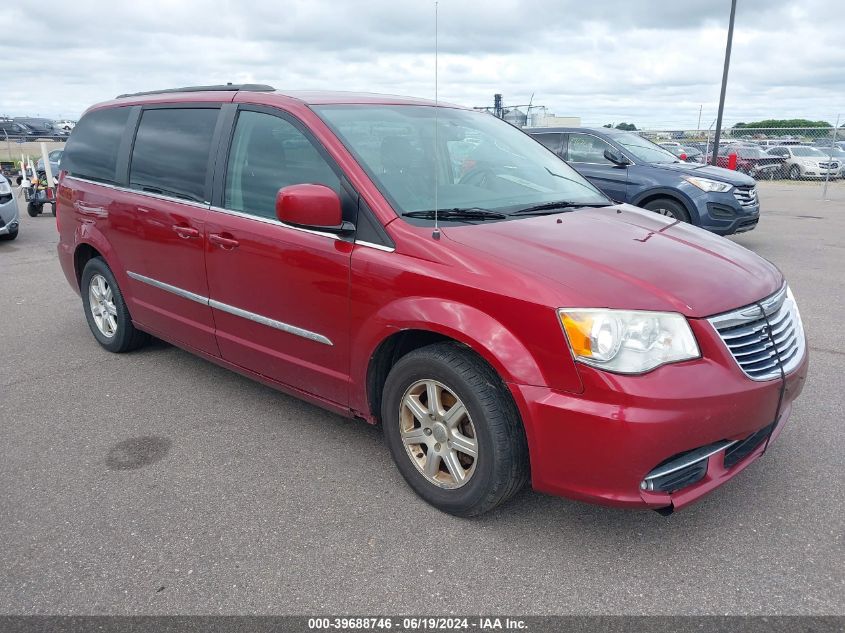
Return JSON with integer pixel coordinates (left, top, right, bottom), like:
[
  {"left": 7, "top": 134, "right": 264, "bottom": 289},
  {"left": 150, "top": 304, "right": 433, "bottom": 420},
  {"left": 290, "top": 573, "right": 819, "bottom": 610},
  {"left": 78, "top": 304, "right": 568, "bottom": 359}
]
[{"left": 635, "top": 127, "right": 843, "bottom": 196}]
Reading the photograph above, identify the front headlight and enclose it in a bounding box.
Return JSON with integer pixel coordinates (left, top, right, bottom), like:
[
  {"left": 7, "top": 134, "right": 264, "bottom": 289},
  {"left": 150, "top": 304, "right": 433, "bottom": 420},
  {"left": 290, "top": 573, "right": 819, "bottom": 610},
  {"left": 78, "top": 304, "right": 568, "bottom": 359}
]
[
  {"left": 685, "top": 176, "right": 733, "bottom": 193},
  {"left": 559, "top": 309, "right": 700, "bottom": 374}
]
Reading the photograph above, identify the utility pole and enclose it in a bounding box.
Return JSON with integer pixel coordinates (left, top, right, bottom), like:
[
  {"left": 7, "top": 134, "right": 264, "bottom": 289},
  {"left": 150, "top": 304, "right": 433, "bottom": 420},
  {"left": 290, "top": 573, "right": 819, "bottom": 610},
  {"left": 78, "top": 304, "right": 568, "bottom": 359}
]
[
  {"left": 697, "top": 105, "right": 703, "bottom": 133},
  {"left": 711, "top": 0, "right": 737, "bottom": 166}
]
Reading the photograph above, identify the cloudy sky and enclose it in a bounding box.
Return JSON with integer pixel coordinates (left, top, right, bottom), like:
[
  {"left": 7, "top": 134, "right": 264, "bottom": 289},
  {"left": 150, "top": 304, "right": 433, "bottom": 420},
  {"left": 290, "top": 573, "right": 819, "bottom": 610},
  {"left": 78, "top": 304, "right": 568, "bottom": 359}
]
[{"left": 2, "top": 0, "right": 843, "bottom": 129}]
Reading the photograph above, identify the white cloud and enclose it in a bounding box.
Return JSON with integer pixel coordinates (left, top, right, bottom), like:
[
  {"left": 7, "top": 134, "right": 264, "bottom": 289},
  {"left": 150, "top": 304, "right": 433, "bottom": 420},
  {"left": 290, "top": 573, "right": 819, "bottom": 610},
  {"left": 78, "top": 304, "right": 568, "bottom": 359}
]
[{"left": 1, "top": 0, "right": 843, "bottom": 128}]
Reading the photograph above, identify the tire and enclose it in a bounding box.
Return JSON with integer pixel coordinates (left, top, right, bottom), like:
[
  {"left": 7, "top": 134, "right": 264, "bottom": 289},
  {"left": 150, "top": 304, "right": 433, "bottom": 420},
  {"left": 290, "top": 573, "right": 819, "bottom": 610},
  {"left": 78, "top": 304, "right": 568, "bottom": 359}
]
[
  {"left": 642, "top": 198, "right": 691, "bottom": 223},
  {"left": 789, "top": 165, "right": 801, "bottom": 180},
  {"left": 381, "top": 342, "right": 529, "bottom": 517},
  {"left": 81, "top": 257, "right": 149, "bottom": 353},
  {"left": 27, "top": 202, "right": 41, "bottom": 217},
  {"left": 0, "top": 229, "right": 18, "bottom": 241}
]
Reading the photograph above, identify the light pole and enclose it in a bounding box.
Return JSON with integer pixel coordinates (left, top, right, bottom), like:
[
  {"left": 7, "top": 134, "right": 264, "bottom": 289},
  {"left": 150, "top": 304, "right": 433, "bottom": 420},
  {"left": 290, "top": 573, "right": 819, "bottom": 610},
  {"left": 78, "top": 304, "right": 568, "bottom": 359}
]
[{"left": 711, "top": 0, "right": 737, "bottom": 166}]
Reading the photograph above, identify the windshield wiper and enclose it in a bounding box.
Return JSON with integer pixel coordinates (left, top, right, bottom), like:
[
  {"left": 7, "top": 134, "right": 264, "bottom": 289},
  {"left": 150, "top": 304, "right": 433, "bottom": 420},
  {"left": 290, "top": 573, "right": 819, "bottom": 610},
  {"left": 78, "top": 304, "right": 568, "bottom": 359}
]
[
  {"left": 402, "top": 207, "right": 508, "bottom": 221},
  {"left": 510, "top": 201, "right": 612, "bottom": 216}
]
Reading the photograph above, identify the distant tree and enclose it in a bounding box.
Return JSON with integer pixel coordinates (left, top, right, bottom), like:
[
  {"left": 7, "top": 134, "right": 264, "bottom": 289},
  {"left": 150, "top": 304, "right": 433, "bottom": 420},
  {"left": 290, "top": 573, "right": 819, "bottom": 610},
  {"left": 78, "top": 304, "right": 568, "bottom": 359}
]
[
  {"left": 615, "top": 122, "right": 637, "bottom": 131},
  {"left": 732, "top": 119, "right": 833, "bottom": 137},
  {"left": 603, "top": 123, "right": 613, "bottom": 128}
]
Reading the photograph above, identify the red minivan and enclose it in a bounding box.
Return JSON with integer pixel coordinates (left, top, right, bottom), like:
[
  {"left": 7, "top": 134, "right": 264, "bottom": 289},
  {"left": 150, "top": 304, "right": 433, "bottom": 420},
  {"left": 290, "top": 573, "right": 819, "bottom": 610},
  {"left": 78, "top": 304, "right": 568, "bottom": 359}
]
[{"left": 57, "top": 85, "right": 808, "bottom": 516}]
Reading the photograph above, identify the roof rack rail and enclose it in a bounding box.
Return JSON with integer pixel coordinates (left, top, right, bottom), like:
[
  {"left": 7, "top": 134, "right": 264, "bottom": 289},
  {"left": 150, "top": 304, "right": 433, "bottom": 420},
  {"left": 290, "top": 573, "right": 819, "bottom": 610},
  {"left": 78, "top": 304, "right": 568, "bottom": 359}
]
[{"left": 116, "top": 84, "right": 275, "bottom": 99}]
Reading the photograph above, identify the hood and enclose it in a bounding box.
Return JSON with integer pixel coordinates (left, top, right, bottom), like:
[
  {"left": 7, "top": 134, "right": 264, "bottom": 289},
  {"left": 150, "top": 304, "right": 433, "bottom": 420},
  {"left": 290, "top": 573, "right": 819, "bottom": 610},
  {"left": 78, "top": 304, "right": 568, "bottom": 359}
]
[
  {"left": 648, "top": 161, "right": 756, "bottom": 186},
  {"left": 443, "top": 205, "right": 782, "bottom": 318}
]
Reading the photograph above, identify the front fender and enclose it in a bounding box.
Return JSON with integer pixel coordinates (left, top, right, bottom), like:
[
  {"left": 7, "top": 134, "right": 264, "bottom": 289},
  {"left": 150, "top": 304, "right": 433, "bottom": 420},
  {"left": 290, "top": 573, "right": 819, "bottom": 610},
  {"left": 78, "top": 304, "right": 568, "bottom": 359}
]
[
  {"left": 350, "top": 297, "right": 553, "bottom": 416},
  {"left": 630, "top": 185, "right": 700, "bottom": 217}
]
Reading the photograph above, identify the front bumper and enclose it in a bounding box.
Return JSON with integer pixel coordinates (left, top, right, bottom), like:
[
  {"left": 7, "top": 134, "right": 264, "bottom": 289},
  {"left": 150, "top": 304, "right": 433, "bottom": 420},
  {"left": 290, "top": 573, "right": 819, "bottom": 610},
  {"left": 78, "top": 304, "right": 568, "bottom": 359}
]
[
  {"left": 511, "top": 323, "right": 808, "bottom": 512},
  {"left": 692, "top": 189, "right": 759, "bottom": 236},
  {"left": 799, "top": 166, "right": 839, "bottom": 178},
  {"left": 0, "top": 197, "right": 19, "bottom": 235}
]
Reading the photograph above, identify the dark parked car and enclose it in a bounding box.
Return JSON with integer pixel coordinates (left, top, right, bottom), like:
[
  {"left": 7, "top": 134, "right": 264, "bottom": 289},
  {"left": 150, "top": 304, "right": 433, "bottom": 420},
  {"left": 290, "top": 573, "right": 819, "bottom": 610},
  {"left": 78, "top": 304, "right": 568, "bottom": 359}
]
[
  {"left": 708, "top": 146, "right": 785, "bottom": 179},
  {"left": 529, "top": 127, "right": 760, "bottom": 235},
  {"left": 13, "top": 118, "right": 69, "bottom": 141},
  {"left": 55, "top": 85, "right": 807, "bottom": 516},
  {"left": 0, "top": 119, "right": 40, "bottom": 140},
  {"left": 660, "top": 143, "right": 704, "bottom": 163}
]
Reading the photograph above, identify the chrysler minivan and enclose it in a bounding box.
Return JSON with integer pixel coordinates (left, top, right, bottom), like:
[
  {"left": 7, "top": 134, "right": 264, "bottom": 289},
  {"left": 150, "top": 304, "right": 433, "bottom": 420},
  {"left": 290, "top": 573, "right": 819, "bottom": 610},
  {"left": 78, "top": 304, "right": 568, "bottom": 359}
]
[{"left": 57, "top": 85, "right": 808, "bottom": 516}]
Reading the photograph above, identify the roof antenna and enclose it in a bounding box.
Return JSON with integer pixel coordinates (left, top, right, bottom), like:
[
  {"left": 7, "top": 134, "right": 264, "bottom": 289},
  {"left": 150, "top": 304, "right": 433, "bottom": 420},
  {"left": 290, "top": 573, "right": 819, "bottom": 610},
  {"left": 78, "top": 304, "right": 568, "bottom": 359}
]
[{"left": 432, "top": 0, "right": 441, "bottom": 240}]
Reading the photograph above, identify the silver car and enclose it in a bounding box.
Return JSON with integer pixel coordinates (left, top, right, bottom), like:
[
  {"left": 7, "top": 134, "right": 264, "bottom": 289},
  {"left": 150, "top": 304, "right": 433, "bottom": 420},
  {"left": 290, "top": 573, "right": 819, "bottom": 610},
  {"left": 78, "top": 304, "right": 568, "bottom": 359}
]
[
  {"left": 0, "top": 175, "right": 19, "bottom": 241},
  {"left": 36, "top": 149, "right": 63, "bottom": 178},
  {"left": 767, "top": 145, "right": 841, "bottom": 180}
]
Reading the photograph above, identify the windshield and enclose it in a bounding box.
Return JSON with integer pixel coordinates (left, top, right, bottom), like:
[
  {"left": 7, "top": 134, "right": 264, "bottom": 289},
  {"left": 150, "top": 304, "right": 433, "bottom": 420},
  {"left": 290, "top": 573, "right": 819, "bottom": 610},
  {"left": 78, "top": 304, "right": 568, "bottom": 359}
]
[
  {"left": 791, "top": 147, "right": 826, "bottom": 157},
  {"left": 736, "top": 147, "right": 767, "bottom": 158},
  {"left": 612, "top": 132, "right": 680, "bottom": 163},
  {"left": 314, "top": 105, "right": 609, "bottom": 219}
]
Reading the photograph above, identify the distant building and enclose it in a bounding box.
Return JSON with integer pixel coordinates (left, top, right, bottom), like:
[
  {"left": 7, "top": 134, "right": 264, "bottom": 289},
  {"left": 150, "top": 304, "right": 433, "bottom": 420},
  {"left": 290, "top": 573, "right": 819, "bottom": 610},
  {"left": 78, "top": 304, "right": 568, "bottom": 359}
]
[
  {"left": 503, "top": 108, "right": 528, "bottom": 127},
  {"left": 473, "top": 95, "right": 580, "bottom": 129},
  {"left": 527, "top": 114, "right": 581, "bottom": 128}
]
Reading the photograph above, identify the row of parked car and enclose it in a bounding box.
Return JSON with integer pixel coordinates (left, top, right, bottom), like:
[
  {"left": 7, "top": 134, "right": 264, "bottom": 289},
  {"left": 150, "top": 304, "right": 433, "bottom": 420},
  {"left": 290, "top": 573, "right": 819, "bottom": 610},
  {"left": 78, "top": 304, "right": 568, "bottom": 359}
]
[
  {"left": 0, "top": 117, "right": 75, "bottom": 141},
  {"left": 657, "top": 139, "right": 844, "bottom": 180},
  {"left": 3, "top": 123, "right": 767, "bottom": 240}
]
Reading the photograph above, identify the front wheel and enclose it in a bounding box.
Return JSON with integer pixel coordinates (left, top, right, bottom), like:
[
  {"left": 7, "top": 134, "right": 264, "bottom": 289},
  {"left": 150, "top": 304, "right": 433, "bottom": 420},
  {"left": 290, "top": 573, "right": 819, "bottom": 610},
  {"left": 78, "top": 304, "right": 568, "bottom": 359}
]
[
  {"left": 789, "top": 164, "right": 802, "bottom": 180},
  {"left": 27, "top": 202, "right": 42, "bottom": 217},
  {"left": 381, "top": 342, "right": 529, "bottom": 516},
  {"left": 0, "top": 228, "right": 18, "bottom": 241},
  {"left": 81, "top": 257, "right": 150, "bottom": 353},
  {"left": 642, "top": 198, "right": 691, "bottom": 223}
]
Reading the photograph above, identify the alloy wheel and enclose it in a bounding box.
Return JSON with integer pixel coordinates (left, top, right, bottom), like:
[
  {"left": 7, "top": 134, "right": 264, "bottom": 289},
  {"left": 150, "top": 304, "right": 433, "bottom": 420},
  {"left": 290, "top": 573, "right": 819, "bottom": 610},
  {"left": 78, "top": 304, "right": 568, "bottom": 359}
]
[
  {"left": 88, "top": 273, "right": 118, "bottom": 338},
  {"left": 399, "top": 379, "right": 478, "bottom": 489}
]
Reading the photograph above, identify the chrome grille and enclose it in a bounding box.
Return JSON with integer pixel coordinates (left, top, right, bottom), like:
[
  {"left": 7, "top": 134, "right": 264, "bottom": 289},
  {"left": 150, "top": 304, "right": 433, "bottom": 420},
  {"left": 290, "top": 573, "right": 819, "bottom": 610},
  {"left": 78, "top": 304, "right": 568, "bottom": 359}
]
[
  {"left": 732, "top": 185, "right": 758, "bottom": 208},
  {"left": 708, "top": 285, "right": 805, "bottom": 381}
]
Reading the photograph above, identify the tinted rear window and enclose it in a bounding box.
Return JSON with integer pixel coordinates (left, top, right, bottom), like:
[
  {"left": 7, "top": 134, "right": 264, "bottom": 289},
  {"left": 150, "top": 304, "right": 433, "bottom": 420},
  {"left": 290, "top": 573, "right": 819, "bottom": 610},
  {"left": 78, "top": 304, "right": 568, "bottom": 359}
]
[
  {"left": 129, "top": 108, "right": 219, "bottom": 203},
  {"left": 62, "top": 107, "right": 131, "bottom": 183}
]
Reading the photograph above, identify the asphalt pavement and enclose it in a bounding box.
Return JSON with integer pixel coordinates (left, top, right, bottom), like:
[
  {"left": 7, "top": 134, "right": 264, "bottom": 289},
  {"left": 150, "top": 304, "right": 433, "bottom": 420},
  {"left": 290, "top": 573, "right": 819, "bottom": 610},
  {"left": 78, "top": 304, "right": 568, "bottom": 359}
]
[{"left": 0, "top": 182, "right": 842, "bottom": 615}]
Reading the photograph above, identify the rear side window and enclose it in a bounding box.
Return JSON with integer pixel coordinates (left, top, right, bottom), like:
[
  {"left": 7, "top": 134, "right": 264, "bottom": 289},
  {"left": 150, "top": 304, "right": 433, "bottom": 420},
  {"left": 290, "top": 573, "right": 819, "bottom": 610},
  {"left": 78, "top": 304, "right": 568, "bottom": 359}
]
[
  {"left": 130, "top": 108, "right": 219, "bottom": 202},
  {"left": 567, "top": 134, "right": 615, "bottom": 164},
  {"left": 533, "top": 133, "right": 562, "bottom": 154},
  {"left": 62, "top": 107, "right": 130, "bottom": 183}
]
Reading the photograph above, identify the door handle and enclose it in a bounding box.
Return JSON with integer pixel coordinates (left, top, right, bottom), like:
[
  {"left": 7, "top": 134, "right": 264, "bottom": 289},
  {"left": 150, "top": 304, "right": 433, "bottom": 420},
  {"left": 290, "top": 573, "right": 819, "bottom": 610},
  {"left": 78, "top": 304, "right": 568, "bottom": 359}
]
[
  {"left": 73, "top": 201, "right": 107, "bottom": 217},
  {"left": 172, "top": 224, "right": 200, "bottom": 239},
  {"left": 209, "top": 233, "right": 240, "bottom": 249}
]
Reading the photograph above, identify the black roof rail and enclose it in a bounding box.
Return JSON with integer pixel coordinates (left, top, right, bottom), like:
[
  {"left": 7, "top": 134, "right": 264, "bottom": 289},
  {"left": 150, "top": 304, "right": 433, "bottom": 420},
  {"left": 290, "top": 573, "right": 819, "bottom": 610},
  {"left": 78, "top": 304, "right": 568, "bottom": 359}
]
[{"left": 116, "top": 84, "right": 275, "bottom": 99}]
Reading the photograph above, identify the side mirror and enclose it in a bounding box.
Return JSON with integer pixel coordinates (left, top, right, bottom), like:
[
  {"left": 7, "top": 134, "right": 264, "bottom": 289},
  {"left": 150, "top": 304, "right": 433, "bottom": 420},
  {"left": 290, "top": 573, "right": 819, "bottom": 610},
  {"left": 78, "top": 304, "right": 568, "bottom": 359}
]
[
  {"left": 603, "top": 148, "right": 630, "bottom": 166},
  {"left": 275, "top": 184, "right": 353, "bottom": 234}
]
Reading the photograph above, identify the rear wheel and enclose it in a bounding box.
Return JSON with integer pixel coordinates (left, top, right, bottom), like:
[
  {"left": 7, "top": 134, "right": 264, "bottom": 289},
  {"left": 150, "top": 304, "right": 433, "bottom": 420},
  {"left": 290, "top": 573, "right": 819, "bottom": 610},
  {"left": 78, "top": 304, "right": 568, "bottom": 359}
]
[
  {"left": 381, "top": 342, "right": 529, "bottom": 516},
  {"left": 81, "top": 257, "right": 149, "bottom": 353},
  {"left": 27, "top": 202, "right": 41, "bottom": 217},
  {"left": 642, "top": 198, "right": 691, "bottom": 223}
]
